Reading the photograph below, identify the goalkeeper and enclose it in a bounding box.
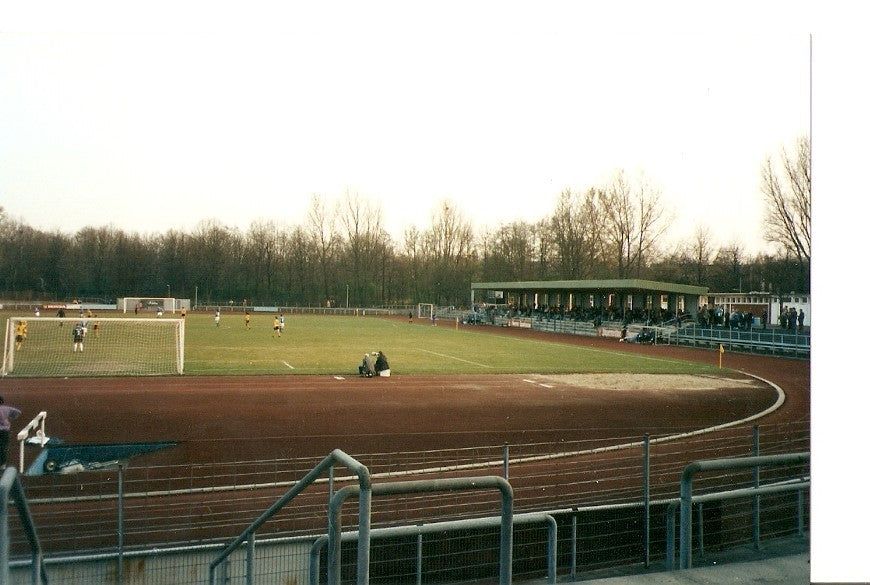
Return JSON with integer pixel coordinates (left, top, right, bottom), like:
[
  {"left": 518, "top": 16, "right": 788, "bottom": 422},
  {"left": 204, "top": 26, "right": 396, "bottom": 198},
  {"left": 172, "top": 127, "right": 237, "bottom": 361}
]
[{"left": 15, "top": 320, "right": 27, "bottom": 350}]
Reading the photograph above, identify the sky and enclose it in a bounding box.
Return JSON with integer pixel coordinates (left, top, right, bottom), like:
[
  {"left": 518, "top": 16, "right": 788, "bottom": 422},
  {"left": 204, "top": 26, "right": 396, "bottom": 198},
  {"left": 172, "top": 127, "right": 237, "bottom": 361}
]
[
  {"left": 2, "top": 3, "right": 870, "bottom": 581},
  {"left": 0, "top": 3, "right": 814, "bottom": 256}
]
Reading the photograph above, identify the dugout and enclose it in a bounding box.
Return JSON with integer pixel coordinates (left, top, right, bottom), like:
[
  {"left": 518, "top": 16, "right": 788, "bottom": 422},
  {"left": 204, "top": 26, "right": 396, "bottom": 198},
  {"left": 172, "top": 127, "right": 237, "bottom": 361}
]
[{"left": 470, "top": 279, "right": 708, "bottom": 320}]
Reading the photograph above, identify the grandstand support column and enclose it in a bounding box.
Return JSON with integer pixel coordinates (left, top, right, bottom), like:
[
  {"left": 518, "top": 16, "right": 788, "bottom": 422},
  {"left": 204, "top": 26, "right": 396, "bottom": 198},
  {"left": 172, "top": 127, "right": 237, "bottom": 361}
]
[{"left": 668, "top": 293, "right": 678, "bottom": 316}]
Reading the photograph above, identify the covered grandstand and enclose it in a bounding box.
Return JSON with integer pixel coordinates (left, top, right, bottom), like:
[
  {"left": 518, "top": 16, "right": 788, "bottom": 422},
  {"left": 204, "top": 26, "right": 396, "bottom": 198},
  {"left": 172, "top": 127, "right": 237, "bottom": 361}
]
[{"left": 470, "top": 279, "right": 708, "bottom": 322}]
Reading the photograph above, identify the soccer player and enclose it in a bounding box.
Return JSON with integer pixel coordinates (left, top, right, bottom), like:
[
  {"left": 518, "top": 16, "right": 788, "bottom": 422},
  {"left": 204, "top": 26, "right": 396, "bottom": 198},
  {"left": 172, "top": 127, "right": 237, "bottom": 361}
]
[
  {"left": 279, "top": 313, "right": 285, "bottom": 334},
  {"left": 214, "top": 308, "right": 221, "bottom": 327},
  {"left": 14, "top": 320, "right": 27, "bottom": 350},
  {"left": 245, "top": 311, "right": 251, "bottom": 329},
  {"left": 72, "top": 322, "right": 85, "bottom": 352},
  {"left": 272, "top": 314, "right": 281, "bottom": 338}
]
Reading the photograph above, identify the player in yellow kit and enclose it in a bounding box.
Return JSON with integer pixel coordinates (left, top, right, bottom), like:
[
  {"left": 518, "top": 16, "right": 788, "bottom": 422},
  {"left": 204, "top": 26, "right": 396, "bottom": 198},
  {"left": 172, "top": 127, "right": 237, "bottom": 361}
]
[{"left": 14, "top": 320, "right": 28, "bottom": 350}]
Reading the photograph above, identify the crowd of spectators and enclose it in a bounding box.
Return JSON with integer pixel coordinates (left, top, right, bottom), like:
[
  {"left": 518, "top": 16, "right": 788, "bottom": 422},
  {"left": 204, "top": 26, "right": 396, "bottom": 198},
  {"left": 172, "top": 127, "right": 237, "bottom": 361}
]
[{"left": 473, "top": 303, "right": 684, "bottom": 327}]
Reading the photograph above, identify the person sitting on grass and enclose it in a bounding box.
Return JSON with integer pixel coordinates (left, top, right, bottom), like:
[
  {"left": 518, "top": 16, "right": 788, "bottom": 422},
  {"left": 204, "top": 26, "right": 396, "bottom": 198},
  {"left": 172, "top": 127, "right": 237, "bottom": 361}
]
[
  {"left": 359, "top": 353, "right": 375, "bottom": 377},
  {"left": 374, "top": 351, "right": 390, "bottom": 375}
]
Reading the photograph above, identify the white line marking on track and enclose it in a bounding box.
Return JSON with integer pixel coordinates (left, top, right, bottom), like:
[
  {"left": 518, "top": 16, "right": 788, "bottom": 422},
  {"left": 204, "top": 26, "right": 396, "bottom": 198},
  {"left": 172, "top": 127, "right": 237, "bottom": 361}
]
[
  {"left": 282, "top": 361, "right": 295, "bottom": 369},
  {"left": 416, "top": 349, "right": 493, "bottom": 368},
  {"left": 334, "top": 376, "right": 345, "bottom": 380},
  {"left": 523, "top": 379, "right": 554, "bottom": 388}
]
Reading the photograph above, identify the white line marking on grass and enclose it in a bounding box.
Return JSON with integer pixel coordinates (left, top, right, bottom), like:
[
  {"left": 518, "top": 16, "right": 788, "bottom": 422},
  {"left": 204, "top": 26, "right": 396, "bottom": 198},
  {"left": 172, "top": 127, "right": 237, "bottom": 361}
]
[
  {"left": 416, "top": 349, "right": 493, "bottom": 368},
  {"left": 282, "top": 361, "right": 295, "bottom": 369}
]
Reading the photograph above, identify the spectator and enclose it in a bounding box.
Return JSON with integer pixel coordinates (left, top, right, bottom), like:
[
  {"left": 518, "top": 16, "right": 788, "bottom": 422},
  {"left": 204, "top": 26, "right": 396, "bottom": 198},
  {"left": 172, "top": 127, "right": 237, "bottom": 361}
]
[
  {"left": 374, "top": 351, "right": 390, "bottom": 376},
  {"left": 359, "top": 353, "right": 375, "bottom": 377},
  {"left": 0, "top": 396, "right": 21, "bottom": 469}
]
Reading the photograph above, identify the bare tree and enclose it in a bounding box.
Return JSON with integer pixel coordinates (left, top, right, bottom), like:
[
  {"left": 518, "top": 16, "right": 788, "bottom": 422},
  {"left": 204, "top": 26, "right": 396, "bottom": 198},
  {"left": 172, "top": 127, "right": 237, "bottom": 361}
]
[
  {"left": 761, "top": 135, "right": 811, "bottom": 268},
  {"left": 598, "top": 170, "right": 667, "bottom": 278},
  {"left": 490, "top": 221, "right": 536, "bottom": 281},
  {"left": 425, "top": 200, "right": 475, "bottom": 304},
  {"left": 307, "top": 194, "right": 341, "bottom": 304},
  {"left": 244, "top": 220, "right": 281, "bottom": 301},
  {"left": 402, "top": 225, "right": 425, "bottom": 303},
  {"left": 550, "top": 187, "right": 605, "bottom": 279},
  {"left": 712, "top": 241, "right": 745, "bottom": 292},
  {"left": 688, "top": 224, "right": 716, "bottom": 286},
  {"left": 340, "top": 190, "right": 388, "bottom": 306}
]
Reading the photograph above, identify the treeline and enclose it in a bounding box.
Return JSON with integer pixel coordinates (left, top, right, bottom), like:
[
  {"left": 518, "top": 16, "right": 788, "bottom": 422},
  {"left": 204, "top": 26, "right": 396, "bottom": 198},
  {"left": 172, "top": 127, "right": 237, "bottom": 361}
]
[{"left": 0, "top": 165, "right": 810, "bottom": 308}]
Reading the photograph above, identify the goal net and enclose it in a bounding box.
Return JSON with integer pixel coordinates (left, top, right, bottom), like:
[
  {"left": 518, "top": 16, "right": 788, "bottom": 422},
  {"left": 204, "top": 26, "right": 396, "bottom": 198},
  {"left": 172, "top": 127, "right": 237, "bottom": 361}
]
[
  {"left": 119, "top": 297, "right": 177, "bottom": 314},
  {"left": 417, "top": 303, "right": 435, "bottom": 319},
  {"left": 2, "top": 317, "right": 185, "bottom": 377}
]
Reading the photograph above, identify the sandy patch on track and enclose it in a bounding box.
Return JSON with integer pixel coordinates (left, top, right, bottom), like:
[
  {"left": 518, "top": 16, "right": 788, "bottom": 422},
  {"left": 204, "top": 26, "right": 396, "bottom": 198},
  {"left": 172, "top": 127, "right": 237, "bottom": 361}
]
[{"left": 535, "top": 373, "right": 763, "bottom": 391}]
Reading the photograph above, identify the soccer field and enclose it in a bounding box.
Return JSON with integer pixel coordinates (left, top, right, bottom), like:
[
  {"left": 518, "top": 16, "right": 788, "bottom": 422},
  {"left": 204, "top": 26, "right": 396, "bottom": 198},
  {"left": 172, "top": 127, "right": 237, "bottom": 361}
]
[
  {"left": 184, "top": 312, "right": 722, "bottom": 376},
  {"left": 2, "top": 311, "right": 724, "bottom": 377}
]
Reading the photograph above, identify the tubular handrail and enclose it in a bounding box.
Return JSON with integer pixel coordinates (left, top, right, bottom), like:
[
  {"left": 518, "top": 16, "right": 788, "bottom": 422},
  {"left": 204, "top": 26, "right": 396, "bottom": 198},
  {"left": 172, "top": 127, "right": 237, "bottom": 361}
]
[
  {"left": 207, "top": 449, "right": 370, "bottom": 585},
  {"left": 678, "top": 452, "right": 810, "bottom": 569},
  {"left": 666, "top": 479, "right": 809, "bottom": 570},
  {"left": 0, "top": 467, "right": 48, "bottom": 585},
  {"left": 328, "top": 476, "right": 513, "bottom": 585},
  {"left": 309, "top": 511, "right": 554, "bottom": 585}
]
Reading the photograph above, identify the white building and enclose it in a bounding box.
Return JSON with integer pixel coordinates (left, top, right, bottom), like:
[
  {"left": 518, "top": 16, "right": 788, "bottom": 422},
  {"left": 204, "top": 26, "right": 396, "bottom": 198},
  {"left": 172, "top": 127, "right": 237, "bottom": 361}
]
[{"left": 705, "top": 291, "right": 810, "bottom": 327}]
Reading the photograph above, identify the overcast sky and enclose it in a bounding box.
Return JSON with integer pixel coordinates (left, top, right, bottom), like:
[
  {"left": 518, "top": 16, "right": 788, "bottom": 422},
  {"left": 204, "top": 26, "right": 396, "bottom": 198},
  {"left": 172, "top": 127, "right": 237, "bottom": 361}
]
[{"left": 0, "top": 3, "right": 814, "bottom": 255}]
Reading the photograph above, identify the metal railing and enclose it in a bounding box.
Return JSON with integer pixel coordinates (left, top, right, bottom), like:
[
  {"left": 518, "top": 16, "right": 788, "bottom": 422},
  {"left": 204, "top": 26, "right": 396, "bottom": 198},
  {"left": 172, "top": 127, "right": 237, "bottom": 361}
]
[
  {"left": 208, "top": 449, "right": 371, "bottom": 585},
  {"left": 676, "top": 452, "right": 810, "bottom": 569},
  {"left": 665, "top": 479, "right": 809, "bottom": 570},
  {"left": 8, "top": 418, "right": 809, "bottom": 584},
  {"left": 308, "top": 511, "right": 555, "bottom": 585},
  {"left": 327, "top": 476, "right": 513, "bottom": 585},
  {"left": 0, "top": 467, "right": 47, "bottom": 585}
]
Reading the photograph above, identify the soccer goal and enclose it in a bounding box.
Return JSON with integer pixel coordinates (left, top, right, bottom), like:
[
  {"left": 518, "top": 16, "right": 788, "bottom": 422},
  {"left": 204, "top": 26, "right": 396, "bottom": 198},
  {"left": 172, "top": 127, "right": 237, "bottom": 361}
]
[
  {"left": 119, "top": 297, "right": 177, "bottom": 314},
  {"left": 2, "top": 317, "right": 185, "bottom": 377},
  {"left": 417, "top": 303, "right": 435, "bottom": 319}
]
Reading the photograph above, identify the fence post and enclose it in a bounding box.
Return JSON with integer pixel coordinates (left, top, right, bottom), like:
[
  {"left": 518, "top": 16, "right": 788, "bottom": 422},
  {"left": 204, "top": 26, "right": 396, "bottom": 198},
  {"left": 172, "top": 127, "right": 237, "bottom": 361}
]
[
  {"left": 246, "top": 533, "right": 255, "bottom": 585},
  {"left": 643, "top": 434, "right": 650, "bottom": 568},
  {"left": 570, "top": 508, "right": 578, "bottom": 580},
  {"left": 117, "top": 463, "right": 124, "bottom": 585},
  {"left": 503, "top": 444, "right": 510, "bottom": 480},
  {"left": 416, "top": 531, "right": 423, "bottom": 585},
  {"left": 753, "top": 426, "right": 761, "bottom": 550}
]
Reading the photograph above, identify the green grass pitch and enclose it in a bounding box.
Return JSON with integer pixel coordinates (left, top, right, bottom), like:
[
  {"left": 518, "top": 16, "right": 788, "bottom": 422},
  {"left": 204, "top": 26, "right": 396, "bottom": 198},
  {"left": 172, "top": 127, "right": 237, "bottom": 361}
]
[{"left": 183, "top": 312, "right": 722, "bottom": 376}]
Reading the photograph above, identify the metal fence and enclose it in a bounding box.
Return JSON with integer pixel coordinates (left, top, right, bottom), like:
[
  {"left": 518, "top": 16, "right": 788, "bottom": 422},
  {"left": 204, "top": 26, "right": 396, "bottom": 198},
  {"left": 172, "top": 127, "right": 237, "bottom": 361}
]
[
  {"left": 483, "top": 314, "right": 811, "bottom": 357},
  {"left": 4, "top": 418, "right": 810, "bottom": 584}
]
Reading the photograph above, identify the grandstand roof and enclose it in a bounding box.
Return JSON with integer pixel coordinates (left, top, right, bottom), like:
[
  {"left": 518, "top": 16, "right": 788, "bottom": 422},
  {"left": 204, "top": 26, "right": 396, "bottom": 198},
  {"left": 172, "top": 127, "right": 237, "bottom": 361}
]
[{"left": 471, "top": 279, "right": 708, "bottom": 296}]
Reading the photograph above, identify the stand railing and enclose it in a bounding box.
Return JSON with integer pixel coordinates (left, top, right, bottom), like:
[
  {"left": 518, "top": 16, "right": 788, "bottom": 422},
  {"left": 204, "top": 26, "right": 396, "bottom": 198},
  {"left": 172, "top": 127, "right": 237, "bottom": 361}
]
[{"left": 0, "top": 467, "right": 48, "bottom": 585}]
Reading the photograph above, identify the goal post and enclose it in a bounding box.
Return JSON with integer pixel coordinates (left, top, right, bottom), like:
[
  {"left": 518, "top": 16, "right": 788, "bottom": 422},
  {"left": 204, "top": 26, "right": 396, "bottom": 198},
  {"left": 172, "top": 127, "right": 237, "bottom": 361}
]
[
  {"left": 2, "top": 317, "right": 185, "bottom": 377},
  {"left": 119, "top": 297, "right": 177, "bottom": 314},
  {"left": 417, "top": 303, "right": 435, "bottom": 319}
]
